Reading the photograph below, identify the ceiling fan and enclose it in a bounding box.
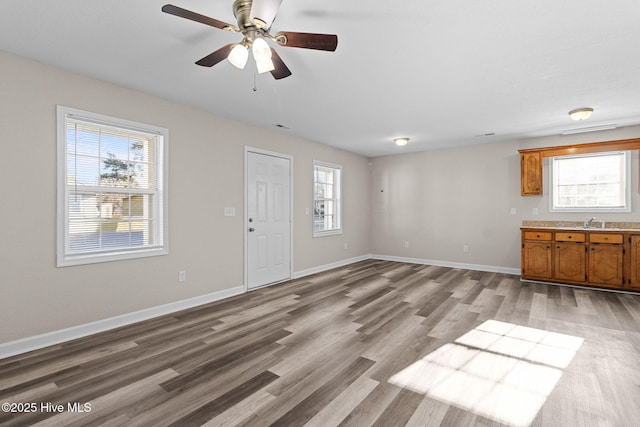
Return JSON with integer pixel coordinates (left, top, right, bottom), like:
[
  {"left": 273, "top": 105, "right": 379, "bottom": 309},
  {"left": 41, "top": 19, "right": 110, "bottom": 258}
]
[{"left": 162, "top": 0, "right": 338, "bottom": 80}]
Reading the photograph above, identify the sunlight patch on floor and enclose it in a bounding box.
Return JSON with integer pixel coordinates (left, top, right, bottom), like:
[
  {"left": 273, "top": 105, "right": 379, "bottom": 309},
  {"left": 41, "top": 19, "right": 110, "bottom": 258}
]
[{"left": 388, "top": 320, "right": 583, "bottom": 427}]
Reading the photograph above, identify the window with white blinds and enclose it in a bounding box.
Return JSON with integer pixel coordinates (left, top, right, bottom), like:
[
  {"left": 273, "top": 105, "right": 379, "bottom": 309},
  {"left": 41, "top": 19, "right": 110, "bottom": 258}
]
[
  {"left": 313, "top": 160, "right": 342, "bottom": 237},
  {"left": 57, "top": 106, "right": 168, "bottom": 266}
]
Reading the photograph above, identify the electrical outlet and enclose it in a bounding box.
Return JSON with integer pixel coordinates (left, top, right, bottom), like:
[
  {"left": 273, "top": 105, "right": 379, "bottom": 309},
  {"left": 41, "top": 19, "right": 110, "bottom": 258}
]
[
  {"left": 404, "top": 241, "right": 410, "bottom": 248},
  {"left": 463, "top": 245, "right": 470, "bottom": 253},
  {"left": 179, "top": 271, "right": 186, "bottom": 282},
  {"left": 533, "top": 207, "right": 539, "bottom": 215},
  {"left": 510, "top": 208, "right": 517, "bottom": 215},
  {"left": 344, "top": 242, "right": 348, "bottom": 250}
]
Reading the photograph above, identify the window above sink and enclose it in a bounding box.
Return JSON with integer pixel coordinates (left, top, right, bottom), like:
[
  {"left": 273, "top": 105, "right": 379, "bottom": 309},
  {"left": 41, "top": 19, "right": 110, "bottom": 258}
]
[{"left": 549, "top": 151, "right": 631, "bottom": 213}]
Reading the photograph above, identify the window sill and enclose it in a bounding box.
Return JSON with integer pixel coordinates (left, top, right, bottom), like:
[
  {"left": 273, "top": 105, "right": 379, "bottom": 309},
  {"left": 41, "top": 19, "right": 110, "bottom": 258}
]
[
  {"left": 313, "top": 229, "right": 343, "bottom": 238},
  {"left": 57, "top": 247, "right": 168, "bottom": 267}
]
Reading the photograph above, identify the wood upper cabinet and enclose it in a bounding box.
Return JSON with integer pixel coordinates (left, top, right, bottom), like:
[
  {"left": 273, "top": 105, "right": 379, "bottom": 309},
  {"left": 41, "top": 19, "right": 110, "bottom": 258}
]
[
  {"left": 520, "top": 151, "right": 542, "bottom": 196},
  {"left": 554, "top": 242, "right": 587, "bottom": 283}
]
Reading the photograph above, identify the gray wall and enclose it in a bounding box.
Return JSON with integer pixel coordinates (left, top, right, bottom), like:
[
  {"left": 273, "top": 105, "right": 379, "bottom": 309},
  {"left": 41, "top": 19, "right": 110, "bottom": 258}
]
[
  {"left": 0, "top": 51, "right": 372, "bottom": 344},
  {"left": 370, "top": 127, "right": 640, "bottom": 270}
]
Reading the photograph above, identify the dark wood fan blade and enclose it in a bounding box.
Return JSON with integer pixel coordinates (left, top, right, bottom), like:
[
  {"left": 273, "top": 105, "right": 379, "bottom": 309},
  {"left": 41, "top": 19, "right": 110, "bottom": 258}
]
[
  {"left": 270, "top": 49, "right": 292, "bottom": 80},
  {"left": 162, "top": 4, "right": 234, "bottom": 30},
  {"left": 195, "top": 44, "right": 234, "bottom": 67},
  {"left": 275, "top": 31, "right": 338, "bottom": 51}
]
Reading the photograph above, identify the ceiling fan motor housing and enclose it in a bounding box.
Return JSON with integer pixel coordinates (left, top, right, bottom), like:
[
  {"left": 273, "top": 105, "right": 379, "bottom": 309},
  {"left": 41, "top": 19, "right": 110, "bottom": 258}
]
[{"left": 233, "top": 0, "right": 255, "bottom": 30}]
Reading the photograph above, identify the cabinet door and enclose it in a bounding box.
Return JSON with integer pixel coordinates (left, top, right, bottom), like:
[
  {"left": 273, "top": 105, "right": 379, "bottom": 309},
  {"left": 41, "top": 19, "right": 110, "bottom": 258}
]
[
  {"left": 554, "top": 243, "right": 587, "bottom": 283},
  {"left": 522, "top": 242, "right": 552, "bottom": 279},
  {"left": 521, "top": 152, "right": 542, "bottom": 196},
  {"left": 630, "top": 236, "right": 640, "bottom": 290},
  {"left": 588, "top": 245, "right": 624, "bottom": 287}
]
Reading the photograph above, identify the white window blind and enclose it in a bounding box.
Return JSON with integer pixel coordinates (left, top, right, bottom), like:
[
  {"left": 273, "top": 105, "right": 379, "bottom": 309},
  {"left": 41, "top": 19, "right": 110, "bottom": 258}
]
[
  {"left": 313, "top": 161, "right": 342, "bottom": 236},
  {"left": 550, "top": 151, "right": 630, "bottom": 212},
  {"left": 57, "top": 106, "right": 168, "bottom": 266}
]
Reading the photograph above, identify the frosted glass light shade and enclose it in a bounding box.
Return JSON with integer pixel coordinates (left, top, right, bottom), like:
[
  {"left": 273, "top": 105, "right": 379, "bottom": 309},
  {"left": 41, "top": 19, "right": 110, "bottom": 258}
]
[
  {"left": 394, "top": 137, "right": 409, "bottom": 146},
  {"left": 252, "top": 37, "right": 272, "bottom": 62},
  {"left": 228, "top": 44, "right": 248, "bottom": 69},
  {"left": 569, "top": 108, "right": 593, "bottom": 121},
  {"left": 256, "top": 58, "right": 275, "bottom": 74}
]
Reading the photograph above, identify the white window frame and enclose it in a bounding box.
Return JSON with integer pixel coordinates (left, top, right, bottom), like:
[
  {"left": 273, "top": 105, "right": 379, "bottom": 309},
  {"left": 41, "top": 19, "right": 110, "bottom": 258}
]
[
  {"left": 313, "top": 160, "right": 342, "bottom": 237},
  {"left": 549, "top": 151, "right": 631, "bottom": 213},
  {"left": 56, "top": 106, "right": 169, "bottom": 266}
]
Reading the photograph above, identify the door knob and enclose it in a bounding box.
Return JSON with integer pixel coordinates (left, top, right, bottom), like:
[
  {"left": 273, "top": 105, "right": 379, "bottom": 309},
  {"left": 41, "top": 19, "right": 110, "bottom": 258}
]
[{"left": 249, "top": 227, "right": 255, "bottom": 232}]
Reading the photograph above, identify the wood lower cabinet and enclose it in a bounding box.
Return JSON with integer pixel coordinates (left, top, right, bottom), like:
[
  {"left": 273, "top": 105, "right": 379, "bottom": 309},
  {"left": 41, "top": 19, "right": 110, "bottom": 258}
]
[
  {"left": 554, "top": 242, "right": 587, "bottom": 283},
  {"left": 588, "top": 245, "right": 624, "bottom": 287},
  {"left": 522, "top": 231, "right": 552, "bottom": 280},
  {"left": 588, "top": 233, "right": 624, "bottom": 288},
  {"left": 522, "top": 242, "right": 552, "bottom": 280},
  {"left": 629, "top": 235, "right": 640, "bottom": 290},
  {"left": 521, "top": 228, "right": 637, "bottom": 291}
]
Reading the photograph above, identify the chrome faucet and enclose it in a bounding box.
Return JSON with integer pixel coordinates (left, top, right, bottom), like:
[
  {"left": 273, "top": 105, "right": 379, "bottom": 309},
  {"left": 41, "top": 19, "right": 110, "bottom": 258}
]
[{"left": 584, "top": 217, "right": 597, "bottom": 228}]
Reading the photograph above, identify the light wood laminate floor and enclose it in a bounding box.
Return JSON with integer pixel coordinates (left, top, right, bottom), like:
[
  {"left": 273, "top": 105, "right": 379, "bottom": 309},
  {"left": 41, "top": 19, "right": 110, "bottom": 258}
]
[{"left": 2, "top": 260, "right": 640, "bottom": 426}]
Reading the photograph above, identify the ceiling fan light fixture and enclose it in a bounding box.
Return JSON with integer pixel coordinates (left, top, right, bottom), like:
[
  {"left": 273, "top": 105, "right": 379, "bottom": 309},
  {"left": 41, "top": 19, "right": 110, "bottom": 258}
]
[
  {"left": 228, "top": 43, "right": 249, "bottom": 69},
  {"left": 256, "top": 58, "right": 275, "bottom": 74},
  {"left": 252, "top": 37, "right": 272, "bottom": 62},
  {"left": 394, "top": 137, "right": 409, "bottom": 147},
  {"left": 569, "top": 107, "right": 594, "bottom": 121},
  {"left": 161, "top": 2, "right": 338, "bottom": 80}
]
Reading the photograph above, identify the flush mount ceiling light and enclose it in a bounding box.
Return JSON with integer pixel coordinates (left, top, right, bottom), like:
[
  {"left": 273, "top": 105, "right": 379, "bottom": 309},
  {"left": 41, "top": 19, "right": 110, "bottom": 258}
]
[
  {"left": 569, "top": 108, "right": 594, "bottom": 121},
  {"left": 394, "top": 137, "right": 409, "bottom": 147}
]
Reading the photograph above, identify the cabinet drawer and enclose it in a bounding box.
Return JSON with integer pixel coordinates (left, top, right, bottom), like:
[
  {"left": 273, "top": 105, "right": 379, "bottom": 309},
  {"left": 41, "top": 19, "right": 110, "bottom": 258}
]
[
  {"left": 524, "top": 231, "right": 552, "bottom": 241},
  {"left": 555, "top": 232, "right": 586, "bottom": 243},
  {"left": 589, "top": 233, "right": 623, "bottom": 244}
]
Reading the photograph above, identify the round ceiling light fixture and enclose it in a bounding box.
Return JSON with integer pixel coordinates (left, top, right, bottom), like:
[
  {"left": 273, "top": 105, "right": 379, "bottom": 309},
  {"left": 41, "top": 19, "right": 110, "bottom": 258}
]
[
  {"left": 394, "top": 137, "right": 409, "bottom": 147},
  {"left": 569, "top": 108, "right": 594, "bottom": 121}
]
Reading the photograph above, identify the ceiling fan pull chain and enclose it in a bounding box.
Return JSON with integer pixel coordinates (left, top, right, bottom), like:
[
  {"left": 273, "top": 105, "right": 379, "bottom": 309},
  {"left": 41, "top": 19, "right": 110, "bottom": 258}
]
[{"left": 253, "top": 68, "right": 258, "bottom": 92}]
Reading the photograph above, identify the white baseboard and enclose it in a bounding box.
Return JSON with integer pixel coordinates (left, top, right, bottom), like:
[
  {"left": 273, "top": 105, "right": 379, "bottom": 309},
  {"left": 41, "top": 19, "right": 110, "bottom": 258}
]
[
  {"left": 0, "top": 285, "right": 245, "bottom": 360},
  {"left": 292, "top": 255, "right": 371, "bottom": 279},
  {"left": 1, "top": 255, "right": 518, "bottom": 359},
  {"left": 370, "top": 254, "right": 520, "bottom": 275}
]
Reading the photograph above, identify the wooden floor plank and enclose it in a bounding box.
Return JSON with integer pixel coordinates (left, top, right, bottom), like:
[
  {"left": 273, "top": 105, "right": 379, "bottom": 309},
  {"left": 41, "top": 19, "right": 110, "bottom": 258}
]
[{"left": 2, "top": 261, "right": 640, "bottom": 426}]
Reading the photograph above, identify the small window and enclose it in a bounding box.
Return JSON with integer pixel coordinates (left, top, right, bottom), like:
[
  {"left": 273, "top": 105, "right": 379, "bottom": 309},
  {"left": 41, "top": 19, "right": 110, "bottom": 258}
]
[
  {"left": 550, "top": 151, "right": 630, "bottom": 212},
  {"left": 57, "top": 106, "right": 168, "bottom": 266},
  {"left": 313, "top": 161, "right": 342, "bottom": 236}
]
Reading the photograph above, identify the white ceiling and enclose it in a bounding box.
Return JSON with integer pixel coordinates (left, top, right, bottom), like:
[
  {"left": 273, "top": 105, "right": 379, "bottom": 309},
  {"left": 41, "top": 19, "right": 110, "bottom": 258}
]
[{"left": 2, "top": 0, "right": 640, "bottom": 157}]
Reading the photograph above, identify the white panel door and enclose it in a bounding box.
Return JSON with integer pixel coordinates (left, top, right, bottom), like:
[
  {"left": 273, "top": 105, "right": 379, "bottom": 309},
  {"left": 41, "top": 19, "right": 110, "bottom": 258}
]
[{"left": 246, "top": 151, "right": 291, "bottom": 289}]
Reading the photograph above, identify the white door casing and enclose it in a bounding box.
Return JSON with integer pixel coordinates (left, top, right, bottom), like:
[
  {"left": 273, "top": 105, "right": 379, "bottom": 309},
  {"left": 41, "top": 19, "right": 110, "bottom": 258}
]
[{"left": 245, "top": 148, "right": 292, "bottom": 289}]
